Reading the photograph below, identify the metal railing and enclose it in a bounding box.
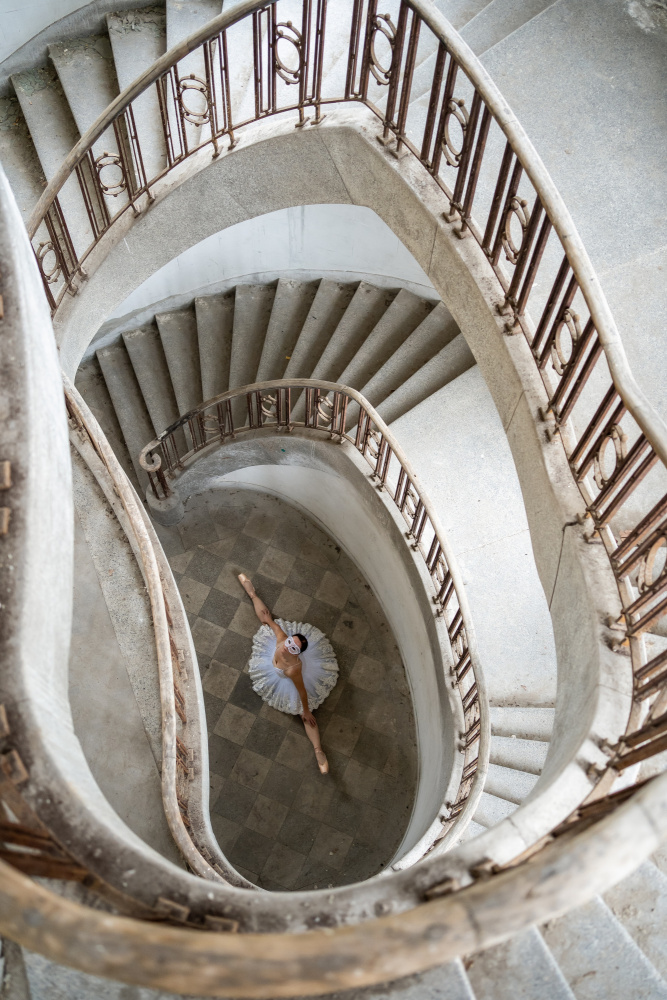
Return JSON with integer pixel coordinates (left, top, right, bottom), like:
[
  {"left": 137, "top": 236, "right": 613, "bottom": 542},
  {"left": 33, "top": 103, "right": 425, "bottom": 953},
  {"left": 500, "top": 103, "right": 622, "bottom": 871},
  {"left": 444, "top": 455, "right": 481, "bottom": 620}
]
[
  {"left": 64, "top": 376, "right": 253, "bottom": 896},
  {"left": 24, "top": 0, "right": 667, "bottom": 809},
  {"left": 140, "top": 378, "right": 488, "bottom": 853}
]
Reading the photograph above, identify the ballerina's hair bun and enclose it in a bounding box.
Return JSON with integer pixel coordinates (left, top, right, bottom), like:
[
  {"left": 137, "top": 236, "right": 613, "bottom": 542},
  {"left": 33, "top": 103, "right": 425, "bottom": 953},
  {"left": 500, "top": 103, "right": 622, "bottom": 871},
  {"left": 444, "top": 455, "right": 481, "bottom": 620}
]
[{"left": 294, "top": 632, "right": 308, "bottom": 653}]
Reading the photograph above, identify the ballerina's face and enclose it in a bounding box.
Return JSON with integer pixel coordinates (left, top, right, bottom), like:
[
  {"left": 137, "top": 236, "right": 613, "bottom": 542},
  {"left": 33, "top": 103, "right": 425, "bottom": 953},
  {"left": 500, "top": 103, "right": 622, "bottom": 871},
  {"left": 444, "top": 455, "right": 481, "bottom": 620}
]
[{"left": 282, "top": 635, "right": 303, "bottom": 656}]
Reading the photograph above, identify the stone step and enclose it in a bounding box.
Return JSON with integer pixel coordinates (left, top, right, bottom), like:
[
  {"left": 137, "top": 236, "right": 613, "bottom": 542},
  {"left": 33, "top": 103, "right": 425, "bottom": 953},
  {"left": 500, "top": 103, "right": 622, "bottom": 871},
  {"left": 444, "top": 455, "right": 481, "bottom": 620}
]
[
  {"left": 483, "top": 762, "right": 539, "bottom": 805},
  {"left": 489, "top": 735, "right": 549, "bottom": 775},
  {"left": 0, "top": 98, "right": 47, "bottom": 223},
  {"left": 308, "top": 281, "right": 396, "bottom": 386},
  {"left": 356, "top": 300, "right": 459, "bottom": 413},
  {"left": 228, "top": 283, "right": 276, "bottom": 423},
  {"left": 11, "top": 65, "right": 93, "bottom": 257},
  {"left": 489, "top": 706, "right": 555, "bottom": 742},
  {"left": 337, "top": 287, "right": 434, "bottom": 394},
  {"left": 473, "top": 789, "right": 518, "bottom": 828},
  {"left": 435, "top": 0, "right": 496, "bottom": 31},
  {"left": 460, "top": 0, "right": 560, "bottom": 54},
  {"left": 96, "top": 340, "right": 154, "bottom": 485},
  {"left": 107, "top": 8, "right": 168, "bottom": 183},
  {"left": 376, "top": 333, "right": 475, "bottom": 425},
  {"left": 466, "top": 927, "right": 576, "bottom": 1000},
  {"left": 542, "top": 896, "right": 667, "bottom": 999},
  {"left": 604, "top": 861, "right": 667, "bottom": 982},
  {"left": 165, "top": 0, "right": 222, "bottom": 153},
  {"left": 122, "top": 324, "right": 180, "bottom": 436},
  {"left": 74, "top": 355, "right": 139, "bottom": 491},
  {"left": 49, "top": 35, "right": 119, "bottom": 139},
  {"left": 457, "top": 818, "right": 488, "bottom": 843},
  {"left": 283, "top": 278, "right": 356, "bottom": 380},
  {"left": 255, "top": 278, "right": 318, "bottom": 384},
  {"left": 195, "top": 289, "right": 235, "bottom": 401},
  {"left": 156, "top": 306, "right": 202, "bottom": 417}
]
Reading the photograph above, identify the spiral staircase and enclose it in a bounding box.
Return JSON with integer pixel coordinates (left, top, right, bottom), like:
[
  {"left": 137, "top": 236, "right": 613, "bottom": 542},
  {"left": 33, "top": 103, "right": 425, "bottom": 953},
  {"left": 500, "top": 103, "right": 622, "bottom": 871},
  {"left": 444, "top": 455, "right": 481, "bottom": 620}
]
[{"left": 1, "top": 0, "right": 667, "bottom": 997}]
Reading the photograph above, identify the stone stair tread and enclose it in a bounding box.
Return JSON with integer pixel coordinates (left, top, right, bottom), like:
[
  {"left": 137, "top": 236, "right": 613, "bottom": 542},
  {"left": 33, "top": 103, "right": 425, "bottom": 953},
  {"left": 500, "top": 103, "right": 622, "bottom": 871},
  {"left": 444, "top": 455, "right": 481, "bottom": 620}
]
[
  {"left": 74, "top": 356, "right": 139, "bottom": 491},
  {"left": 457, "top": 818, "right": 488, "bottom": 844},
  {"left": 195, "top": 290, "right": 235, "bottom": 401},
  {"left": 460, "top": 0, "right": 559, "bottom": 55},
  {"left": 489, "top": 734, "right": 549, "bottom": 775},
  {"left": 542, "top": 896, "right": 667, "bottom": 999},
  {"left": 107, "top": 8, "right": 168, "bottom": 182},
  {"left": 283, "top": 278, "right": 356, "bottom": 380},
  {"left": 483, "top": 762, "right": 539, "bottom": 805},
  {"left": 489, "top": 705, "right": 555, "bottom": 742},
  {"left": 359, "top": 301, "right": 459, "bottom": 412},
  {"left": 228, "top": 282, "right": 276, "bottom": 391},
  {"left": 337, "top": 287, "right": 434, "bottom": 392},
  {"left": 48, "top": 35, "right": 120, "bottom": 139},
  {"left": 309, "top": 281, "right": 396, "bottom": 386},
  {"left": 473, "top": 789, "right": 518, "bottom": 828},
  {"left": 165, "top": 0, "right": 223, "bottom": 49},
  {"left": 377, "top": 333, "right": 475, "bottom": 425},
  {"left": 156, "top": 306, "right": 202, "bottom": 417},
  {"left": 96, "top": 341, "right": 155, "bottom": 484},
  {"left": 466, "top": 927, "right": 576, "bottom": 1000},
  {"left": 11, "top": 64, "right": 93, "bottom": 255},
  {"left": 255, "top": 278, "right": 318, "bottom": 384},
  {"left": 123, "top": 323, "right": 180, "bottom": 436},
  {"left": 604, "top": 861, "right": 667, "bottom": 982},
  {"left": 0, "top": 98, "right": 47, "bottom": 223},
  {"left": 355, "top": 959, "right": 477, "bottom": 1000},
  {"left": 435, "top": 0, "right": 495, "bottom": 31}
]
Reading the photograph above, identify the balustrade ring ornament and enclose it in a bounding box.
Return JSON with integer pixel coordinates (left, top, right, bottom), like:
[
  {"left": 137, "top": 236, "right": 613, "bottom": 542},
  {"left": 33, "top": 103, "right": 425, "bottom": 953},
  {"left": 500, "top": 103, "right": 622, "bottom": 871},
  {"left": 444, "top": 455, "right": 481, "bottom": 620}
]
[
  {"left": 593, "top": 424, "right": 628, "bottom": 491},
  {"left": 442, "top": 98, "right": 469, "bottom": 168},
  {"left": 260, "top": 391, "right": 278, "bottom": 419},
  {"left": 636, "top": 535, "right": 667, "bottom": 594},
  {"left": 275, "top": 21, "right": 302, "bottom": 85},
  {"left": 502, "top": 195, "right": 530, "bottom": 265},
  {"left": 94, "top": 151, "right": 127, "bottom": 197},
  {"left": 315, "top": 392, "right": 335, "bottom": 426},
  {"left": 369, "top": 13, "right": 397, "bottom": 86},
  {"left": 178, "top": 74, "right": 210, "bottom": 126},
  {"left": 35, "top": 241, "right": 61, "bottom": 284},
  {"left": 551, "top": 308, "right": 582, "bottom": 376}
]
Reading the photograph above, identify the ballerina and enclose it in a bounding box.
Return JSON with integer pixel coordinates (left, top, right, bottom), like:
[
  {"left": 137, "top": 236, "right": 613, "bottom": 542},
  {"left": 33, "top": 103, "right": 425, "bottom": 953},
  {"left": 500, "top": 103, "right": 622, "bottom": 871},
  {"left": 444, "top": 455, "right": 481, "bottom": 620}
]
[{"left": 238, "top": 573, "right": 338, "bottom": 775}]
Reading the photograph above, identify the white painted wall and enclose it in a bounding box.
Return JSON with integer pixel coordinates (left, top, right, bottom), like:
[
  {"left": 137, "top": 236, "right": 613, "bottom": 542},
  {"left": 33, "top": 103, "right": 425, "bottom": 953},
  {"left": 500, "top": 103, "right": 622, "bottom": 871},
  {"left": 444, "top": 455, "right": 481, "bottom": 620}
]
[{"left": 102, "top": 204, "right": 434, "bottom": 330}]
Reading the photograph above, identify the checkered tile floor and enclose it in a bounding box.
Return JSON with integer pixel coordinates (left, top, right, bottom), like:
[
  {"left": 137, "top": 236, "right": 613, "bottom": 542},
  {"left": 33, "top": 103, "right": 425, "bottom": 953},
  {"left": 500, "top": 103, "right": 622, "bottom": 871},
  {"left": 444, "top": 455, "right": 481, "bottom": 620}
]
[{"left": 155, "top": 488, "right": 417, "bottom": 891}]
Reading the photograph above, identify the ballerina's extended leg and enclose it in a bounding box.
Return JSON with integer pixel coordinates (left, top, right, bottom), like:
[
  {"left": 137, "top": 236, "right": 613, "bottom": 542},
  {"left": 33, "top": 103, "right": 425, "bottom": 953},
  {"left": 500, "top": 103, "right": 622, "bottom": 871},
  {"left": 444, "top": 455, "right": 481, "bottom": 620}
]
[
  {"left": 301, "top": 714, "right": 329, "bottom": 775},
  {"left": 238, "top": 573, "right": 273, "bottom": 625}
]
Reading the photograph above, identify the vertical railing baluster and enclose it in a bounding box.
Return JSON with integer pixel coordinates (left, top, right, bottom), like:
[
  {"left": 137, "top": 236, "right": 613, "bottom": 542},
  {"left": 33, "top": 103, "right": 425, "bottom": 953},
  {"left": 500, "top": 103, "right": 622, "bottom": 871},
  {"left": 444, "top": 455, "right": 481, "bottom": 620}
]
[
  {"left": 515, "top": 214, "right": 552, "bottom": 318},
  {"left": 359, "top": 0, "right": 380, "bottom": 101},
  {"left": 421, "top": 41, "right": 446, "bottom": 165},
  {"left": 450, "top": 89, "right": 482, "bottom": 211},
  {"left": 504, "top": 196, "right": 543, "bottom": 307},
  {"left": 345, "top": 0, "right": 366, "bottom": 99},
  {"left": 310, "top": 0, "right": 328, "bottom": 123},
  {"left": 431, "top": 52, "right": 458, "bottom": 178},
  {"left": 378, "top": 1, "right": 409, "bottom": 145},
  {"left": 394, "top": 8, "right": 420, "bottom": 157},
  {"left": 489, "top": 156, "right": 523, "bottom": 266},
  {"left": 531, "top": 255, "right": 571, "bottom": 355},
  {"left": 458, "top": 104, "right": 491, "bottom": 233},
  {"left": 481, "top": 141, "right": 514, "bottom": 253}
]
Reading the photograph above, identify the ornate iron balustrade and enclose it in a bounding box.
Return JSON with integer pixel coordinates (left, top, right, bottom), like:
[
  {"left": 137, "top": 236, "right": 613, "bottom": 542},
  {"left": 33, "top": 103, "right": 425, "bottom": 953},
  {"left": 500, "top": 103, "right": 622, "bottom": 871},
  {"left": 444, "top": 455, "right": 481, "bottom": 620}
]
[
  {"left": 24, "top": 0, "right": 667, "bottom": 816},
  {"left": 140, "top": 378, "right": 487, "bottom": 855},
  {"left": 64, "top": 377, "right": 252, "bottom": 895}
]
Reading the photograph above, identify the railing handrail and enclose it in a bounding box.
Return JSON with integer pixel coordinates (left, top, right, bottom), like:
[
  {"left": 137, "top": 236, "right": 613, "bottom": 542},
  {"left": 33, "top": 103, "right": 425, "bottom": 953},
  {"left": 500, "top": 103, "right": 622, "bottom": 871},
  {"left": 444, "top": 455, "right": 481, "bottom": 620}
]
[
  {"left": 141, "top": 377, "right": 489, "bottom": 857},
  {"left": 25, "top": 0, "right": 667, "bottom": 468}
]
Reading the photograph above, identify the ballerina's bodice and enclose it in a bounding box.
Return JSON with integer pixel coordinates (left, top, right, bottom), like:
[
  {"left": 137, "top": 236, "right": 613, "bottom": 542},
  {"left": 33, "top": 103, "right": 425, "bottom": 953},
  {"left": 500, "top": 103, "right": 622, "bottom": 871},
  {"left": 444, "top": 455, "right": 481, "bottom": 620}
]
[{"left": 249, "top": 619, "right": 338, "bottom": 716}]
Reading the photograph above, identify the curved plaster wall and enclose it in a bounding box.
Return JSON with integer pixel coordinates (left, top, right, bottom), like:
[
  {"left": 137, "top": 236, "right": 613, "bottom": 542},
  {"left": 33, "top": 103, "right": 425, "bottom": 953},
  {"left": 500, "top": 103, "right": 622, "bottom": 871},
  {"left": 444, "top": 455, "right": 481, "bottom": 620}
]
[
  {"left": 54, "top": 107, "right": 631, "bottom": 861},
  {"left": 172, "top": 432, "right": 460, "bottom": 860}
]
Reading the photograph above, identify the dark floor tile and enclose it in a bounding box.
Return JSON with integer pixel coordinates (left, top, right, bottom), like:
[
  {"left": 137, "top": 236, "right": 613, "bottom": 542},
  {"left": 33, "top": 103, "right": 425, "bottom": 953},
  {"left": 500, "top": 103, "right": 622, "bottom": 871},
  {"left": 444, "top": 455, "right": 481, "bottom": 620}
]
[
  {"left": 179, "top": 516, "right": 219, "bottom": 549},
  {"left": 212, "top": 778, "right": 257, "bottom": 824},
  {"left": 229, "top": 827, "right": 274, "bottom": 873},
  {"left": 277, "top": 810, "right": 320, "bottom": 854},
  {"left": 333, "top": 684, "right": 371, "bottom": 725},
  {"left": 293, "top": 858, "right": 340, "bottom": 891},
  {"left": 196, "top": 653, "right": 211, "bottom": 678},
  {"left": 202, "top": 691, "right": 225, "bottom": 733},
  {"left": 333, "top": 644, "right": 359, "bottom": 680},
  {"left": 230, "top": 534, "right": 267, "bottom": 573},
  {"left": 208, "top": 734, "right": 241, "bottom": 777},
  {"left": 260, "top": 762, "right": 304, "bottom": 807},
  {"left": 371, "top": 772, "right": 412, "bottom": 814},
  {"left": 246, "top": 717, "right": 286, "bottom": 758},
  {"left": 233, "top": 863, "right": 259, "bottom": 885},
  {"left": 261, "top": 842, "right": 306, "bottom": 890},
  {"left": 324, "top": 748, "right": 351, "bottom": 781},
  {"left": 269, "top": 520, "right": 305, "bottom": 556},
  {"left": 252, "top": 573, "right": 284, "bottom": 611},
  {"left": 355, "top": 805, "right": 398, "bottom": 853},
  {"left": 199, "top": 588, "right": 240, "bottom": 629},
  {"left": 352, "top": 728, "right": 392, "bottom": 770},
  {"left": 215, "top": 629, "right": 253, "bottom": 669},
  {"left": 285, "top": 560, "right": 326, "bottom": 596},
  {"left": 257, "top": 874, "right": 288, "bottom": 892},
  {"left": 209, "top": 813, "right": 241, "bottom": 854},
  {"left": 154, "top": 523, "right": 185, "bottom": 557},
  {"left": 210, "top": 506, "right": 248, "bottom": 532},
  {"left": 229, "top": 671, "right": 263, "bottom": 715},
  {"left": 305, "top": 598, "right": 340, "bottom": 637},
  {"left": 187, "top": 547, "right": 225, "bottom": 588},
  {"left": 341, "top": 840, "right": 386, "bottom": 882},
  {"left": 323, "top": 791, "right": 364, "bottom": 836}
]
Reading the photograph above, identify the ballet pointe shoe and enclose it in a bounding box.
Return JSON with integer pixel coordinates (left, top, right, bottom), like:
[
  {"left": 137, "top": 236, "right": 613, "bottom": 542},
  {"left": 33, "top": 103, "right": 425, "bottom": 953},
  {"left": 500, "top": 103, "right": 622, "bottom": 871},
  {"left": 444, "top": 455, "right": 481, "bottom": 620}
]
[
  {"left": 314, "top": 747, "right": 329, "bottom": 775},
  {"left": 238, "top": 573, "right": 255, "bottom": 598}
]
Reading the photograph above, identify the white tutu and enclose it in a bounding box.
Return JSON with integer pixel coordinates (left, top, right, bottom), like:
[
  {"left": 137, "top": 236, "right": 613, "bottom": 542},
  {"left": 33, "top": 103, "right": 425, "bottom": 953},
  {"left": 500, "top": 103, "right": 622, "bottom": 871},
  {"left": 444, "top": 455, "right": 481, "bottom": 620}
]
[{"left": 248, "top": 619, "right": 339, "bottom": 715}]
